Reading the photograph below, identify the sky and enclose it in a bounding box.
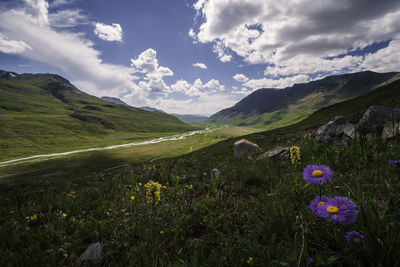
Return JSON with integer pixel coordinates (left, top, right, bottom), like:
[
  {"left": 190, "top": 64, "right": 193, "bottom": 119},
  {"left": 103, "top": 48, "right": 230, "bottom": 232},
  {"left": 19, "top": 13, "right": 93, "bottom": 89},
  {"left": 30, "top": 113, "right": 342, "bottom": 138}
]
[{"left": 0, "top": 0, "right": 400, "bottom": 116}]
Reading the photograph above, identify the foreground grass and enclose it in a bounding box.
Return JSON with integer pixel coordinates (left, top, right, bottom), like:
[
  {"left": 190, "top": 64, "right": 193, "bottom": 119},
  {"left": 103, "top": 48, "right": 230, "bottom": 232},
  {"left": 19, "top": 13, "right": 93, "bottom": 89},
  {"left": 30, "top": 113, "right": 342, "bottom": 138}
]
[{"left": 0, "top": 131, "right": 399, "bottom": 266}]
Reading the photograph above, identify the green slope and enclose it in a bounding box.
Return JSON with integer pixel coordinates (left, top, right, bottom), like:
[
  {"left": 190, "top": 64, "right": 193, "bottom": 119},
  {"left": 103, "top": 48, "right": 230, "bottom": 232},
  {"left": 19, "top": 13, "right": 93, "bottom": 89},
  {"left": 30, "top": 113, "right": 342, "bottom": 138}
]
[
  {"left": 207, "top": 71, "right": 399, "bottom": 129},
  {"left": 0, "top": 71, "right": 195, "bottom": 160},
  {"left": 269, "top": 78, "right": 400, "bottom": 134}
]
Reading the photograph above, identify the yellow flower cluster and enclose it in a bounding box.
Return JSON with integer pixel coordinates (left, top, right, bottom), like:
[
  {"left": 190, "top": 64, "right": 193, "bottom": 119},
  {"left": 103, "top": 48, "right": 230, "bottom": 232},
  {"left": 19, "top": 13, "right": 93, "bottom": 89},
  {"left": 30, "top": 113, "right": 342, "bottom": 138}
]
[
  {"left": 247, "top": 257, "right": 253, "bottom": 264},
  {"left": 144, "top": 181, "right": 164, "bottom": 205},
  {"left": 185, "top": 184, "right": 193, "bottom": 190},
  {"left": 25, "top": 214, "right": 38, "bottom": 223},
  {"left": 66, "top": 191, "right": 76, "bottom": 199},
  {"left": 290, "top": 146, "right": 301, "bottom": 167}
]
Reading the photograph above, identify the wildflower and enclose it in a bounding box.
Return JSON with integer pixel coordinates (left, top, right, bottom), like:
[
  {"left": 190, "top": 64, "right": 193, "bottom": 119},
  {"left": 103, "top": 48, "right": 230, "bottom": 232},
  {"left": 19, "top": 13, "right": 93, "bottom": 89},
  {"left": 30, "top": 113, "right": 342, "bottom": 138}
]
[
  {"left": 66, "top": 191, "right": 76, "bottom": 199},
  {"left": 345, "top": 231, "right": 366, "bottom": 249},
  {"left": 332, "top": 184, "right": 342, "bottom": 189},
  {"left": 212, "top": 168, "right": 220, "bottom": 173},
  {"left": 26, "top": 214, "right": 38, "bottom": 223},
  {"left": 290, "top": 146, "right": 301, "bottom": 167},
  {"left": 138, "top": 182, "right": 142, "bottom": 186},
  {"left": 247, "top": 257, "right": 253, "bottom": 264},
  {"left": 130, "top": 195, "right": 135, "bottom": 200},
  {"left": 144, "top": 181, "right": 163, "bottom": 205},
  {"left": 9, "top": 210, "right": 14, "bottom": 214},
  {"left": 309, "top": 195, "right": 331, "bottom": 217},
  {"left": 303, "top": 164, "right": 333, "bottom": 184},
  {"left": 388, "top": 159, "right": 400, "bottom": 164},
  {"left": 203, "top": 172, "right": 207, "bottom": 176},
  {"left": 306, "top": 257, "right": 315, "bottom": 264},
  {"left": 160, "top": 230, "right": 164, "bottom": 234},
  {"left": 185, "top": 184, "right": 193, "bottom": 190},
  {"left": 319, "top": 196, "right": 358, "bottom": 225},
  {"left": 40, "top": 189, "right": 46, "bottom": 193},
  {"left": 62, "top": 213, "right": 68, "bottom": 219}
]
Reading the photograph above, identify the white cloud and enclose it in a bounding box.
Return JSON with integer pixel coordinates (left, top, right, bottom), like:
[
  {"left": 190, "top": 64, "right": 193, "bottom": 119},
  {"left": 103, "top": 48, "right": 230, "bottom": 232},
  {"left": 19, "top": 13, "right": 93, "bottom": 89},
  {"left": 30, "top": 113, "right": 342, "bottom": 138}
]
[
  {"left": 192, "top": 0, "right": 400, "bottom": 75},
  {"left": 93, "top": 22, "right": 123, "bottom": 42},
  {"left": 49, "top": 9, "right": 89, "bottom": 28},
  {"left": 0, "top": 1, "right": 141, "bottom": 103},
  {"left": 204, "top": 79, "right": 225, "bottom": 91},
  {"left": 51, "top": 0, "right": 75, "bottom": 7},
  {"left": 0, "top": 33, "right": 32, "bottom": 54},
  {"left": 170, "top": 78, "right": 225, "bottom": 96},
  {"left": 232, "top": 73, "right": 249, "bottom": 82},
  {"left": 244, "top": 74, "right": 310, "bottom": 89},
  {"left": 362, "top": 39, "right": 400, "bottom": 72},
  {"left": 192, "top": 62, "right": 207, "bottom": 69}
]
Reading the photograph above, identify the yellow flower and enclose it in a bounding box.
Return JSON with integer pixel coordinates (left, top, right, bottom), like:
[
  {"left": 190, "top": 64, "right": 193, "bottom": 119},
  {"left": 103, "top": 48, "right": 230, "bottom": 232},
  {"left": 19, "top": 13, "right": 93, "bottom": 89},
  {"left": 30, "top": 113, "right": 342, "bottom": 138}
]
[
  {"left": 62, "top": 213, "right": 67, "bottom": 218},
  {"left": 138, "top": 182, "right": 142, "bottom": 186},
  {"left": 289, "top": 146, "right": 301, "bottom": 167},
  {"left": 9, "top": 210, "right": 14, "bottom": 214},
  {"left": 160, "top": 230, "right": 164, "bottom": 234},
  {"left": 130, "top": 195, "right": 136, "bottom": 200},
  {"left": 247, "top": 257, "right": 253, "bottom": 264},
  {"left": 144, "top": 180, "right": 163, "bottom": 205}
]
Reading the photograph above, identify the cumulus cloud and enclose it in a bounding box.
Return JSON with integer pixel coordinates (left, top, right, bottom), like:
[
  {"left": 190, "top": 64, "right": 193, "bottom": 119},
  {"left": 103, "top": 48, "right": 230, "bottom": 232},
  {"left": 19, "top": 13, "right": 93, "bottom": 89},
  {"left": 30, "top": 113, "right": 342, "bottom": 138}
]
[
  {"left": 204, "top": 79, "right": 225, "bottom": 91},
  {"left": 192, "top": 0, "right": 400, "bottom": 75},
  {"left": 244, "top": 74, "right": 310, "bottom": 90},
  {"left": 233, "top": 73, "right": 249, "bottom": 83},
  {"left": 93, "top": 22, "right": 123, "bottom": 42},
  {"left": 362, "top": 39, "right": 400, "bottom": 72},
  {"left": 170, "top": 78, "right": 225, "bottom": 97},
  {"left": 0, "top": 33, "right": 32, "bottom": 54},
  {"left": 192, "top": 62, "right": 207, "bottom": 69}
]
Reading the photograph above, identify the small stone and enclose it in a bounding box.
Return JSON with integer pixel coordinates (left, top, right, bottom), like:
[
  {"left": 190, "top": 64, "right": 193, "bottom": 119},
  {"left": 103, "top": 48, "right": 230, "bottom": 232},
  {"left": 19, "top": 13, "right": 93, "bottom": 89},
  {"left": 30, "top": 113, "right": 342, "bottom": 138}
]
[
  {"left": 78, "top": 242, "right": 104, "bottom": 265},
  {"left": 382, "top": 120, "right": 400, "bottom": 140},
  {"left": 257, "top": 146, "right": 290, "bottom": 160}
]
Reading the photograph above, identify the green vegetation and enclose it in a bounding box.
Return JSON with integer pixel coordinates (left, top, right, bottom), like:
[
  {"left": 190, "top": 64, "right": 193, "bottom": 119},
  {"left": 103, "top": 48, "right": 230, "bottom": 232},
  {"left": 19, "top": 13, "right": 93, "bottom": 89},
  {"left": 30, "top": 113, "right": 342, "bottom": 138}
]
[
  {"left": 1, "top": 130, "right": 399, "bottom": 265},
  {"left": 0, "top": 74, "right": 195, "bottom": 160}
]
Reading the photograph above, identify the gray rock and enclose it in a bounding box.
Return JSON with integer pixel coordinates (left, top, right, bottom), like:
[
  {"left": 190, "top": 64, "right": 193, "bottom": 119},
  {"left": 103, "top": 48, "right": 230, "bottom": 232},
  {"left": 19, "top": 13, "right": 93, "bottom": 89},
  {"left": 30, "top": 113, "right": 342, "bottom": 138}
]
[
  {"left": 358, "top": 106, "right": 400, "bottom": 135},
  {"left": 315, "top": 116, "right": 356, "bottom": 145},
  {"left": 234, "top": 139, "right": 262, "bottom": 159},
  {"left": 78, "top": 242, "right": 104, "bottom": 265},
  {"left": 382, "top": 121, "right": 400, "bottom": 140},
  {"left": 257, "top": 146, "right": 290, "bottom": 160}
]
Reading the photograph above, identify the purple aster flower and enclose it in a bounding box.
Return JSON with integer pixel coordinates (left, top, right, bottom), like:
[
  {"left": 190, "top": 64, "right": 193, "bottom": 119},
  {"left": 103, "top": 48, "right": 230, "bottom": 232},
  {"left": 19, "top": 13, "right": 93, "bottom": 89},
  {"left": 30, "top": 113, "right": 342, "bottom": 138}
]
[
  {"left": 345, "top": 231, "right": 366, "bottom": 249},
  {"left": 303, "top": 164, "right": 333, "bottom": 184},
  {"left": 310, "top": 195, "right": 331, "bottom": 217},
  {"left": 40, "top": 189, "right": 46, "bottom": 193},
  {"left": 203, "top": 172, "right": 207, "bottom": 176},
  {"left": 388, "top": 159, "right": 400, "bottom": 164},
  {"left": 306, "top": 257, "right": 315, "bottom": 265},
  {"left": 212, "top": 168, "right": 220, "bottom": 173},
  {"left": 319, "top": 196, "right": 358, "bottom": 225}
]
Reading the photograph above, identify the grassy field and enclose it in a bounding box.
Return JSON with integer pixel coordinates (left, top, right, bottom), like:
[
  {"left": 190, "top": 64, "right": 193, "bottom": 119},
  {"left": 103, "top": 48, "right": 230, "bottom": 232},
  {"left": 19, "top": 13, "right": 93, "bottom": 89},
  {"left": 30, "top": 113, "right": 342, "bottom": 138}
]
[
  {"left": 0, "top": 130, "right": 399, "bottom": 266},
  {"left": 0, "top": 76, "right": 195, "bottom": 160}
]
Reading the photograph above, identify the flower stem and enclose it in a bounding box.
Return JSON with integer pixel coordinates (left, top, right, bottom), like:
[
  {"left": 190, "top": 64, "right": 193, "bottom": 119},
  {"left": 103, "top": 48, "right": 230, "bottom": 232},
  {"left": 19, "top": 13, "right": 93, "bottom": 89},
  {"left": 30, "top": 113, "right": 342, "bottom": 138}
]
[{"left": 319, "top": 184, "right": 322, "bottom": 197}]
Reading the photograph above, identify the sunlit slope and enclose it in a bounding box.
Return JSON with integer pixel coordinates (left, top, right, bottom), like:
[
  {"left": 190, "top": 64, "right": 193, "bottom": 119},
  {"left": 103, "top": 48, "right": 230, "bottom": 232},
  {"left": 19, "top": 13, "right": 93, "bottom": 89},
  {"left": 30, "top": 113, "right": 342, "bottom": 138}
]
[
  {"left": 0, "top": 71, "right": 195, "bottom": 159},
  {"left": 207, "top": 71, "right": 398, "bottom": 129}
]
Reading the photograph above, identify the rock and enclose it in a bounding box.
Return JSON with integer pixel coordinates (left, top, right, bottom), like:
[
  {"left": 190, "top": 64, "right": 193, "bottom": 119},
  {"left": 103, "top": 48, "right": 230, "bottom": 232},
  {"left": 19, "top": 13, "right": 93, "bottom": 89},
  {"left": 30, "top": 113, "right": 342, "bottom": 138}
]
[
  {"left": 257, "top": 146, "right": 290, "bottom": 160},
  {"left": 78, "top": 242, "right": 104, "bottom": 265},
  {"left": 315, "top": 116, "right": 356, "bottom": 145},
  {"left": 358, "top": 106, "right": 400, "bottom": 135},
  {"left": 234, "top": 139, "right": 262, "bottom": 159},
  {"left": 382, "top": 121, "right": 400, "bottom": 140}
]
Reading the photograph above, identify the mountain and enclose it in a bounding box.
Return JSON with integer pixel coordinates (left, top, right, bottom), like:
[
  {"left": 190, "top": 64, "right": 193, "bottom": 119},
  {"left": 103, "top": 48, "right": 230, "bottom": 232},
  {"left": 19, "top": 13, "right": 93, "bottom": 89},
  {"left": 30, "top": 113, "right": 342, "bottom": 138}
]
[
  {"left": 0, "top": 70, "right": 195, "bottom": 160},
  {"left": 101, "top": 96, "right": 129, "bottom": 106},
  {"left": 171, "top": 114, "right": 208, "bottom": 123},
  {"left": 207, "top": 71, "right": 399, "bottom": 129},
  {"left": 140, "top": 106, "right": 166, "bottom": 113}
]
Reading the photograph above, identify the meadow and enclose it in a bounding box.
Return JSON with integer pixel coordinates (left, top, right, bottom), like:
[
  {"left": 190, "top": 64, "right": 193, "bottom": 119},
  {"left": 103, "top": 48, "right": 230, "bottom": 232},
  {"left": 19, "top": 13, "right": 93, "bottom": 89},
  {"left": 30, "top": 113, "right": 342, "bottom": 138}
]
[{"left": 1, "top": 128, "right": 399, "bottom": 266}]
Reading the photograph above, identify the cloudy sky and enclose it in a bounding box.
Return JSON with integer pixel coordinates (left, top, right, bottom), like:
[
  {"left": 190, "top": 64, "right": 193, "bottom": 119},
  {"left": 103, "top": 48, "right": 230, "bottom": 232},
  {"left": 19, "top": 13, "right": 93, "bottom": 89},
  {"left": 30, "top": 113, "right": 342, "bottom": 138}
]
[{"left": 1, "top": 0, "right": 400, "bottom": 115}]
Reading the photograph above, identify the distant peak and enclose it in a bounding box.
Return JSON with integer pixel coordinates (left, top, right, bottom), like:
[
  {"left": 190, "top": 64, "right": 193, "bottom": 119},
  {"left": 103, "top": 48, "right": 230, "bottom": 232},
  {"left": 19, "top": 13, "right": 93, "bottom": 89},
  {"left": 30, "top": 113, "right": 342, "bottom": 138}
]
[{"left": 101, "top": 96, "right": 129, "bottom": 106}]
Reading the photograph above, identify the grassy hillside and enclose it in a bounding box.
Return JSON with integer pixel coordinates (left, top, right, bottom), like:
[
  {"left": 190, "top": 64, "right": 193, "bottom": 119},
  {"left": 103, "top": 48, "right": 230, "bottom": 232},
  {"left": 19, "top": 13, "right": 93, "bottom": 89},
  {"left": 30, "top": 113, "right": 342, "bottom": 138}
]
[
  {"left": 270, "top": 78, "right": 400, "bottom": 134},
  {"left": 0, "top": 72, "right": 195, "bottom": 160},
  {"left": 0, "top": 126, "right": 399, "bottom": 265},
  {"left": 207, "top": 71, "right": 398, "bottom": 129}
]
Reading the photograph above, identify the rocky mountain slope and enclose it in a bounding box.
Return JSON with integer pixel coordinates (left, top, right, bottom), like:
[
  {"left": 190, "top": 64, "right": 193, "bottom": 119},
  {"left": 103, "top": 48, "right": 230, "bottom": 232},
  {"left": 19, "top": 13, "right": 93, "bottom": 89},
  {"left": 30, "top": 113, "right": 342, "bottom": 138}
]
[{"left": 207, "top": 71, "right": 399, "bottom": 129}]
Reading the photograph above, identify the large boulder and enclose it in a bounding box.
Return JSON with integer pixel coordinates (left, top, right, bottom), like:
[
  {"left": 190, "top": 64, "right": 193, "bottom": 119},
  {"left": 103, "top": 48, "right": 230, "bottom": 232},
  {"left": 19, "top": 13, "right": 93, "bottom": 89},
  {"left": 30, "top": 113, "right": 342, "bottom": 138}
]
[
  {"left": 315, "top": 116, "right": 356, "bottom": 145},
  {"left": 234, "top": 139, "right": 262, "bottom": 159},
  {"left": 78, "top": 242, "right": 104, "bottom": 265},
  {"left": 257, "top": 146, "right": 290, "bottom": 160},
  {"left": 358, "top": 106, "right": 400, "bottom": 135}
]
